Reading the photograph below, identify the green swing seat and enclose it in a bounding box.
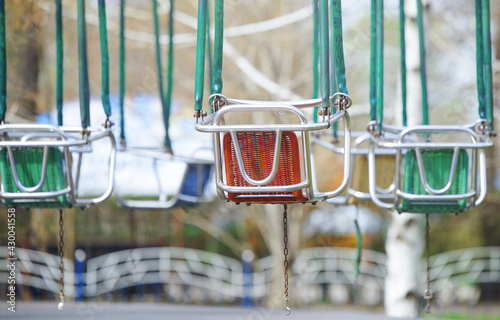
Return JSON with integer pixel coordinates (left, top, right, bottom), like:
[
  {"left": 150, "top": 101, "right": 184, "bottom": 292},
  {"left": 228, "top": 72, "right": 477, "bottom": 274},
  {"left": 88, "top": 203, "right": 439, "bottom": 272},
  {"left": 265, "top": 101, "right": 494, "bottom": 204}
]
[
  {"left": 398, "top": 149, "right": 469, "bottom": 214},
  {"left": 0, "top": 147, "right": 72, "bottom": 208}
]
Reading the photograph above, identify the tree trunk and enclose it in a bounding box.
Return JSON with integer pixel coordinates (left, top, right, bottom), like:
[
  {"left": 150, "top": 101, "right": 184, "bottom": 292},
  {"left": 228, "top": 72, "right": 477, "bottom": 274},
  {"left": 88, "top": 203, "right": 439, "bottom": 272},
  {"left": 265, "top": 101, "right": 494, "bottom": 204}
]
[
  {"left": 5, "top": 0, "right": 43, "bottom": 121},
  {"left": 384, "top": 0, "right": 427, "bottom": 317}
]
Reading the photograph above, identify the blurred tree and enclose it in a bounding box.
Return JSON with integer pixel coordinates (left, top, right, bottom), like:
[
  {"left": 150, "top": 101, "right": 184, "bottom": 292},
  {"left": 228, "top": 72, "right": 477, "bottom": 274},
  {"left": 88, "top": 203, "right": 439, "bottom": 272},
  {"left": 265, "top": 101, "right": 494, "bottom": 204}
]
[{"left": 5, "top": 0, "right": 43, "bottom": 121}]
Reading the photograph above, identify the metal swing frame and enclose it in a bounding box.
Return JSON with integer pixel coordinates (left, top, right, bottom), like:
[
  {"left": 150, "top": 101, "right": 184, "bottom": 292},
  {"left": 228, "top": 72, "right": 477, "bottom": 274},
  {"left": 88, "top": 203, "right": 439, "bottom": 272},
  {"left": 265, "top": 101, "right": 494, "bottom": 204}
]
[
  {"left": 194, "top": 0, "right": 352, "bottom": 204},
  {"left": 0, "top": 0, "right": 117, "bottom": 208},
  {"left": 114, "top": 148, "right": 214, "bottom": 210},
  {"left": 313, "top": 129, "right": 397, "bottom": 205},
  {"left": 0, "top": 124, "right": 116, "bottom": 207},
  {"left": 195, "top": 95, "right": 351, "bottom": 204},
  {"left": 113, "top": 0, "right": 214, "bottom": 210},
  {"left": 366, "top": 0, "right": 495, "bottom": 213},
  {"left": 367, "top": 122, "right": 492, "bottom": 211}
]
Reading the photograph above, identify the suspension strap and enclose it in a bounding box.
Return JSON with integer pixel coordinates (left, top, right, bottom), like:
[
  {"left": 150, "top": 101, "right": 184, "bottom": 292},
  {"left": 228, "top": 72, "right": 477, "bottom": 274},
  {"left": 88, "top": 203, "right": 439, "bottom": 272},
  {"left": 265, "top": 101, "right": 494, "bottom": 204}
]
[
  {"left": 369, "top": 0, "right": 377, "bottom": 123},
  {"left": 0, "top": 0, "right": 5, "bottom": 123},
  {"left": 152, "top": 0, "right": 173, "bottom": 152},
  {"left": 77, "top": 0, "right": 90, "bottom": 129},
  {"left": 369, "top": 0, "right": 384, "bottom": 133},
  {"left": 98, "top": 0, "right": 112, "bottom": 120},
  {"left": 55, "top": 0, "right": 64, "bottom": 126},
  {"left": 424, "top": 213, "right": 432, "bottom": 313},
  {"left": 58, "top": 209, "right": 65, "bottom": 310},
  {"left": 206, "top": 0, "right": 213, "bottom": 99},
  {"left": 399, "top": 0, "right": 407, "bottom": 126},
  {"left": 283, "top": 204, "right": 291, "bottom": 316},
  {"left": 318, "top": 0, "right": 330, "bottom": 110},
  {"left": 375, "top": 0, "right": 384, "bottom": 132},
  {"left": 476, "top": 0, "right": 494, "bottom": 133},
  {"left": 312, "top": 0, "right": 319, "bottom": 123},
  {"left": 194, "top": 0, "right": 207, "bottom": 114},
  {"left": 332, "top": 0, "right": 348, "bottom": 95},
  {"left": 164, "top": 0, "right": 174, "bottom": 150},
  {"left": 416, "top": 0, "right": 429, "bottom": 126},
  {"left": 353, "top": 206, "right": 362, "bottom": 288},
  {"left": 212, "top": 0, "right": 224, "bottom": 95},
  {"left": 119, "top": 0, "right": 126, "bottom": 143}
]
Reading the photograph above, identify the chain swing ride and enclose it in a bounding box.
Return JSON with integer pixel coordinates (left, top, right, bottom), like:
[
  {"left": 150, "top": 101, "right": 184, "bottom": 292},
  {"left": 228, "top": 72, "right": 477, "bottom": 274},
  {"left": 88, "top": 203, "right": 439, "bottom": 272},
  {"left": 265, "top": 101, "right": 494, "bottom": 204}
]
[
  {"left": 0, "top": 0, "right": 117, "bottom": 309},
  {"left": 366, "top": 0, "right": 495, "bottom": 312},
  {"left": 114, "top": 0, "right": 213, "bottom": 210},
  {"left": 0, "top": 0, "right": 495, "bottom": 314},
  {"left": 194, "top": 0, "right": 353, "bottom": 314}
]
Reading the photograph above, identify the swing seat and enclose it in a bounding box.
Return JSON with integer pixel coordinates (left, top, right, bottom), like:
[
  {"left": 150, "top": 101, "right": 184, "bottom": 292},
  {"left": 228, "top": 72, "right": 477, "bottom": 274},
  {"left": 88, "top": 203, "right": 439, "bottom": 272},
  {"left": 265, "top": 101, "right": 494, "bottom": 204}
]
[
  {"left": 223, "top": 131, "right": 307, "bottom": 204},
  {"left": 114, "top": 149, "right": 214, "bottom": 210},
  {"left": 398, "top": 149, "right": 469, "bottom": 214},
  {"left": 0, "top": 147, "right": 72, "bottom": 208},
  {"left": 349, "top": 153, "right": 395, "bottom": 205},
  {"left": 177, "top": 162, "right": 213, "bottom": 206}
]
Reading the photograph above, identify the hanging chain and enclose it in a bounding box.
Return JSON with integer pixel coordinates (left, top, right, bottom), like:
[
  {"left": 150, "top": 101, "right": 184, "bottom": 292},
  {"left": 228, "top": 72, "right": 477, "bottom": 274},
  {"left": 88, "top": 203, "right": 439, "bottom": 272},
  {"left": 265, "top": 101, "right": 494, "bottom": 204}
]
[
  {"left": 424, "top": 213, "right": 432, "bottom": 313},
  {"left": 283, "top": 204, "right": 291, "bottom": 316},
  {"left": 58, "top": 210, "right": 65, "bottom": 311}
]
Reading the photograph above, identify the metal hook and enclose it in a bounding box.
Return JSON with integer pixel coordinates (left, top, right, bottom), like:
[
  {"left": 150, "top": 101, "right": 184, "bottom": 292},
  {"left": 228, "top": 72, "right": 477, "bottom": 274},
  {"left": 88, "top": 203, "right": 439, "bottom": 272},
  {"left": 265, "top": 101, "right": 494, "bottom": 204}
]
[
  {"left": 283, "top": 295, "right": 291, "bottom": 316},
  {"left": 424, "top": 289, "right": 432, "bottom": 313},
  {"left": 58, "top": 292, "right": 64, "bottom": 311}
]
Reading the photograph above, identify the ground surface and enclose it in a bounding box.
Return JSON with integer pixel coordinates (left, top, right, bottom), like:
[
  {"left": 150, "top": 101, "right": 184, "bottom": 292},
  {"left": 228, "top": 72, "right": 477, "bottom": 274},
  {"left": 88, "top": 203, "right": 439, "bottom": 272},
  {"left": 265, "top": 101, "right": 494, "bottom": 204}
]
[{"left": 1, "top": 302, "right": 437, "bottom": 320}]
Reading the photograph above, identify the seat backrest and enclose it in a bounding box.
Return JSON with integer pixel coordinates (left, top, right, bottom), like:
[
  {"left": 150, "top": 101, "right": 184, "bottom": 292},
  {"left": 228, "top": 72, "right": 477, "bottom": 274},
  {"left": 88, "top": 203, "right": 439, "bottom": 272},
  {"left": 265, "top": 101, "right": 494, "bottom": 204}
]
[
  {"left": 399, "top": 148, "right": 469, "bottom": 214},
  {"left": 179, "top": 163, "right": 212, "bottom": 199},
  {"left": 223, "top": 131, "right": 307, "bottom": 204},
  {"left": 0, "top": 147, "right": 72, "bottom": 208}
]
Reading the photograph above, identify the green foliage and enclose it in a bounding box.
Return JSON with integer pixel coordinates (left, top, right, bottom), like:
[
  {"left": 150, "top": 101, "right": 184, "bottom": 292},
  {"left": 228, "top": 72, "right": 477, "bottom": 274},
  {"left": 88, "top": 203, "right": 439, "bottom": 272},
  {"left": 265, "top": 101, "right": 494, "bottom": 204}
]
[{"left": 429, "top": 312, "right": 500, "bottom": 320}]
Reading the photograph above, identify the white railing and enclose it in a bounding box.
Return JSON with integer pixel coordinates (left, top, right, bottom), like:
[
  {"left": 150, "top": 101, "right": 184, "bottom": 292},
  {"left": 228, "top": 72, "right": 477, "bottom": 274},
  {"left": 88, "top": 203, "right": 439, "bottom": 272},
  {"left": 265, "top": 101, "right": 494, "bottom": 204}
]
[{"left": 1, "top": 246, "right": 499, "bottom": 304}]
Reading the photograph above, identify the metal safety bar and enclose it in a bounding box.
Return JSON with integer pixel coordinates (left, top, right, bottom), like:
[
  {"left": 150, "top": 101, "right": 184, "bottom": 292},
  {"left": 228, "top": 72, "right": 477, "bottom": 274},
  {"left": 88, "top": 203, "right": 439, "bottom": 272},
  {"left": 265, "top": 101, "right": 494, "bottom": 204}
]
[
  {"left": 195, "top": 102, "right": 351, "bottom": 203},
  {"left": 315, "top": 132, "right": 396, "bottom": 205},
  {"left": 368, "top": 122, "right": 491, "bottom": 211},
  {"left": 0, "top": 124, "right": 116, "bottom": 208}
]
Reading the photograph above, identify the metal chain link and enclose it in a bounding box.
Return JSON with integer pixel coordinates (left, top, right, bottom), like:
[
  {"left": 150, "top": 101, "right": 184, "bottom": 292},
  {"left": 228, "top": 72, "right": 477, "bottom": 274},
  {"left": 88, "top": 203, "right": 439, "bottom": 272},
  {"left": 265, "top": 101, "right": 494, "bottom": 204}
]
[
  {"left": 283, "top": 204, "right": 291, "bottom": 316},
  {"left": 424, "top": 213, "right": 432, "bottom": 313},
  {"left": 58, "top": 210, "right": 65, "bottom": 311}
]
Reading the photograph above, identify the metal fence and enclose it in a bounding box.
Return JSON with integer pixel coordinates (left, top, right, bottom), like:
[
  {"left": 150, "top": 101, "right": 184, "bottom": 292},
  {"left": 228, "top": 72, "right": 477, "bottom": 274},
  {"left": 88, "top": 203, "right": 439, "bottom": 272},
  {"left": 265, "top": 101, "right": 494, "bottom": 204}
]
[{"left": 1, "top": 246, "right": 499, "bottom": 306}]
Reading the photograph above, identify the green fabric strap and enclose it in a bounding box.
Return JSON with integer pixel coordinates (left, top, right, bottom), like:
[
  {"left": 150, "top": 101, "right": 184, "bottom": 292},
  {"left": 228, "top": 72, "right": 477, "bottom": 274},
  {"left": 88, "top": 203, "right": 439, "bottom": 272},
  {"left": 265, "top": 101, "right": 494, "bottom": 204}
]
[
  {"left": 212, "top": 0, "right": 223, "bottom": 94},
  {"left": 319, "top": 0, "right": 330, "bottom": 109},
  {"left": 480, "top": 0, "right": 494, "bottom": 131},
  {"left": 369, "top": 0, "right": 383, "bottom": 131},
  {"left": 119, "top": 0, "right": 126, "bottom": 141},
  {"left": 416, "top": 0, "right": 429, "bottom": 125},
  {"left": 0, "top": 0, "right": 6, "bottom": 122},
  {"left": 399, "top": 0, "right": 407, "bottom": 126},
  {"left": 152, "top": 0, "right": 164, "bottom": 105},
  {"left": 375, "top": 0, "right": 384, "bottom": 132},
  {"left": 329, "top": 0, "right": 338, "bottom": 137},
  {"left": 194, "top": 0, "right": 207, "bottom": 111},
  {"left": 56, "top": 0, "right": 64, "bottom": 126},
  {"left": 476, "top": 0, "right": 486, "bottom": 119},
  {"left": 77, "top": 0, "right": 91, "bottom": 128},
  {"left": 332, "top": 0, "right": 348, "bottom": 95},
  {"left": 206, "top": 0, "right": 213, "bottom": 97},
  {"left": 98, "top": 0, "right": 111, "bottom": 117},
  {"left": 152, "top": 0, "right": 172, "bottom": 152},
  {"left": 312, "top": 0, "right": 319, "bottom": 123},
  {"left": 163, "top": 0, "right": 174, "bottom": 151},
  {"left": 369, "top": 0, "right": 377, "bottom": 122},
  {"left": 354, "top": 216, "right": 362, "bottom": 279}
]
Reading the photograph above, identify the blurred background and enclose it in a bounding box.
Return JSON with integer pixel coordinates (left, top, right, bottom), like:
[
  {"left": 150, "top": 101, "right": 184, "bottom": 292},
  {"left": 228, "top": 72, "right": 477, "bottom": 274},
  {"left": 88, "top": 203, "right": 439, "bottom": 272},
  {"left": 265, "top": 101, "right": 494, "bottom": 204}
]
[{"left": 0, "top": 0, "right": 499, "bottom": 319}]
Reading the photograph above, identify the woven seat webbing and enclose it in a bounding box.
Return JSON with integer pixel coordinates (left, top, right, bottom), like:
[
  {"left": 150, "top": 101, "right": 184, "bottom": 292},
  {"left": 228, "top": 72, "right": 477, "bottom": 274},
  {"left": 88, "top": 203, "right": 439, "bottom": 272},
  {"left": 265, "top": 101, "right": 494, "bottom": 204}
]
[
  {"left": 223, "top": 131, "right": 307, "bottom": 204},
  {"left": 0, "top": 147, "right": 71, "bottom": 208},
  {"left": 180, "top": 163, "right": 212, "bottom": 198},
  {"left": 399, "top": 149, "right": 469, "bottom": 214}
]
